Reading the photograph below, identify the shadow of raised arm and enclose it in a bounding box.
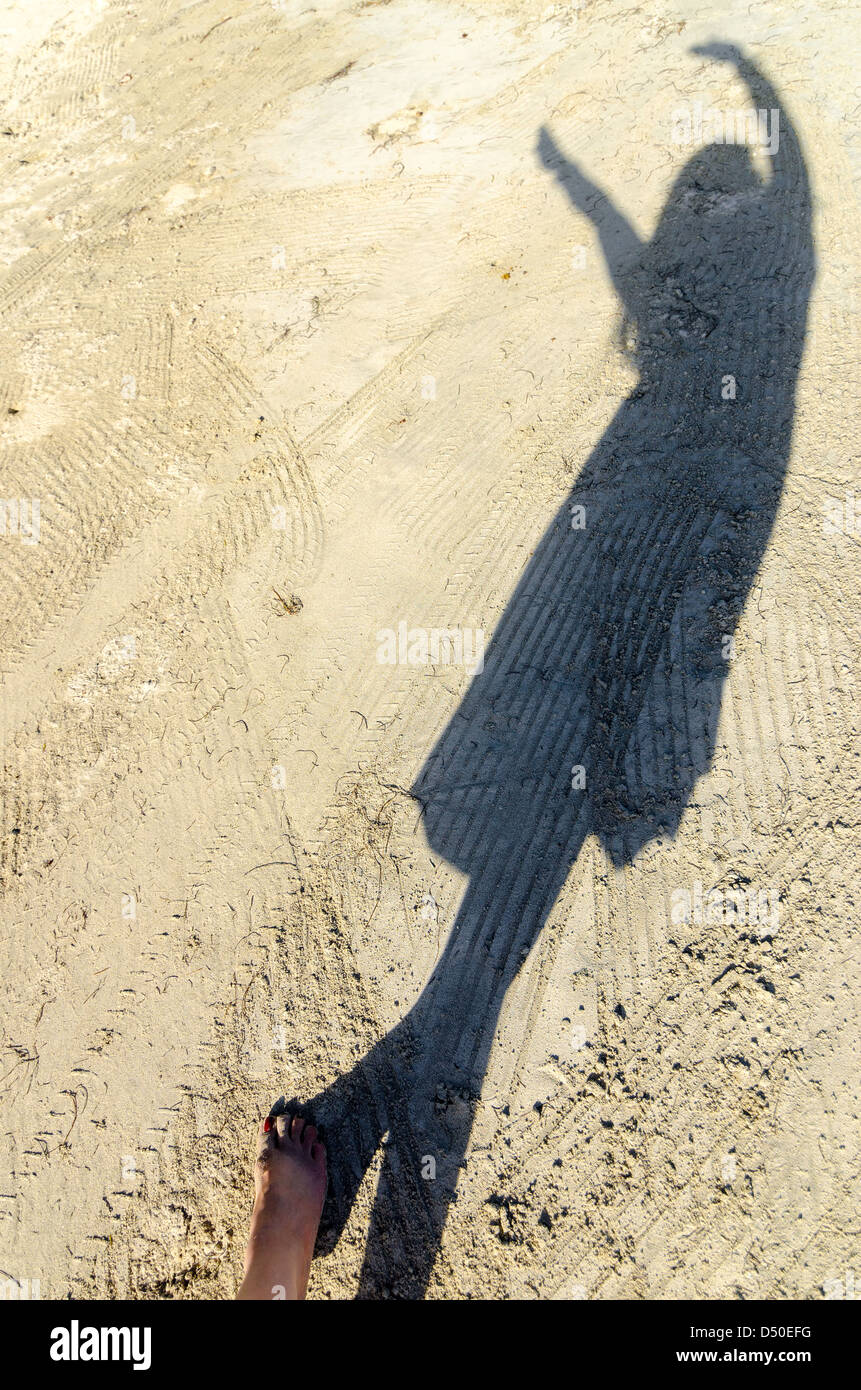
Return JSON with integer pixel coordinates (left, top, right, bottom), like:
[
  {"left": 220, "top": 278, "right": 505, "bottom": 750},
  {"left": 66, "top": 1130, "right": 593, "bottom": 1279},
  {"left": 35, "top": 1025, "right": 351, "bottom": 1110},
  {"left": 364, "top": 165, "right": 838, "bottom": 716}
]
[
  {"left": 537, "top": 124, "right": 644, "bottom": 315},
  {"left": 691, "top": 42, "right": 810, "bottom": 205}
]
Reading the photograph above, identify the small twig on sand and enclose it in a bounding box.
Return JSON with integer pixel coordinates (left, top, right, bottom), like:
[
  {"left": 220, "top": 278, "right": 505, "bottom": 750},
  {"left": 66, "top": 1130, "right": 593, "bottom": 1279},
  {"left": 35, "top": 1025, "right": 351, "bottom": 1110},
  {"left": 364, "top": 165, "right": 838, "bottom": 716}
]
[{"left": 199, "top": 16, "right": 233, "bottom": 42}]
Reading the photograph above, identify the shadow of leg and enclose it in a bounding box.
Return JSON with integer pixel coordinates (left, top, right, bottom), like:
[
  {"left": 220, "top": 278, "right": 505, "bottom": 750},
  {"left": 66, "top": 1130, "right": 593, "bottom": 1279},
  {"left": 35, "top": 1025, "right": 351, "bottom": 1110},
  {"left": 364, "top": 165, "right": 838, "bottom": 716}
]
[
  {"left": 356, "top": 1097, "right": 470, "bottom": 1299},
  {"left": 310, "top": 1011, "right": 439, "bottom": 1258},
  {"left": 352, "top": 850, "right": 579, "bottom": 1297}
]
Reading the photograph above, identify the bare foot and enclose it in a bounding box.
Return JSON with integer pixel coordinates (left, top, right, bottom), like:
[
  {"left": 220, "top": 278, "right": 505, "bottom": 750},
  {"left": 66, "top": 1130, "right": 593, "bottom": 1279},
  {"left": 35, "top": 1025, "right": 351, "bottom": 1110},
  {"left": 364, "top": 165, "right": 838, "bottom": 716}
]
[{"left": 236, "top": 1111, "right": 327, "bottom": 1300}]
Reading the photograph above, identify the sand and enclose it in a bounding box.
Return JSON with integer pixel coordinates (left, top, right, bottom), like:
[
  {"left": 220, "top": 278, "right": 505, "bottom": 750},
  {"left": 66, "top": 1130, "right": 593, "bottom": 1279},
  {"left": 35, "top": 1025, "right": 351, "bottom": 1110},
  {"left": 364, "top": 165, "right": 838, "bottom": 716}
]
[{"left": 0, "top": 0, "right": 858, "bottom": 1300}]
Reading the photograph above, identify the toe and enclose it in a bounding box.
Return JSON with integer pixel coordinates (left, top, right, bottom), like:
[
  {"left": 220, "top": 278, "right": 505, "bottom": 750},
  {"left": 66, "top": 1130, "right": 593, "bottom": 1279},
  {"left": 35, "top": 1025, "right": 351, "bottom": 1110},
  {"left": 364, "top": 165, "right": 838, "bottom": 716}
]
[
  {"left": 301, "top": 1123, "right": 318, "bottom": 1150},
  {"left": 290, "top": 1114, "right": 307, "bottom": 1143},
  {"left": 275, "top": 1111, "right": 305, "bottom": 1146},
  {"left": 256, "top": 1115, "right": 274, "bottom": 1161}
]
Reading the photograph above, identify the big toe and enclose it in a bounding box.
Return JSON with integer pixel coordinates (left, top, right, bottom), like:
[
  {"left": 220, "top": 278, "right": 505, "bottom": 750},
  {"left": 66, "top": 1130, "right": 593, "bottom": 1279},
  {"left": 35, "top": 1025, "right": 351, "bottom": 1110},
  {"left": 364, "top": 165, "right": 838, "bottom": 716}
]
[{"left": 256, "top": 1116, "right": 274, "bottom": 1160}]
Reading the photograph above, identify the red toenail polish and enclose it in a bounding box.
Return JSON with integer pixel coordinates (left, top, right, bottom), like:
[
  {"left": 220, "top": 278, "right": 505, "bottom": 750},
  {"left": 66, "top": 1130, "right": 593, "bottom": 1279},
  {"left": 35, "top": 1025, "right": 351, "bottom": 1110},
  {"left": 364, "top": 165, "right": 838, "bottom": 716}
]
[{"left": 263, "top": 1117, "right": 272, "bottom": 1132}]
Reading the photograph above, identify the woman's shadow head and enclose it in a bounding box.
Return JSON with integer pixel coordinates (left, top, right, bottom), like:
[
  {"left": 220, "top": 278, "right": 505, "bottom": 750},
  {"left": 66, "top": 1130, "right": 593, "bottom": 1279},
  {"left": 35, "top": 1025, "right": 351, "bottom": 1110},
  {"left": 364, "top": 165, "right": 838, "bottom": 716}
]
[{"left": 622, "top": 142, "right": 768, "bottom": 369}]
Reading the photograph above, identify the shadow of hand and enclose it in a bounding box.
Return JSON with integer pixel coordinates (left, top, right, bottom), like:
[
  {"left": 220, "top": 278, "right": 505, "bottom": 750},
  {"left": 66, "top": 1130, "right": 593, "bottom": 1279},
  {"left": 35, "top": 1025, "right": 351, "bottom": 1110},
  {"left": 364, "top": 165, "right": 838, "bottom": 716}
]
[
  {"left": 690, "top": 40, "right": 744, "bottom": 65},
  {"left": 536, "top": 123, "right": 563, "bottom": 169}
]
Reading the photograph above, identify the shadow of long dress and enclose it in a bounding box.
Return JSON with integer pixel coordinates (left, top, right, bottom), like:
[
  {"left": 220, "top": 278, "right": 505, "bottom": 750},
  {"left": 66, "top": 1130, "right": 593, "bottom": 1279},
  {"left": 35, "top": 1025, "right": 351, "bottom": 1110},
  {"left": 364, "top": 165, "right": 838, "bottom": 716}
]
[{"left": 305, "top": 50, "right": 813, "bottom": 1298}]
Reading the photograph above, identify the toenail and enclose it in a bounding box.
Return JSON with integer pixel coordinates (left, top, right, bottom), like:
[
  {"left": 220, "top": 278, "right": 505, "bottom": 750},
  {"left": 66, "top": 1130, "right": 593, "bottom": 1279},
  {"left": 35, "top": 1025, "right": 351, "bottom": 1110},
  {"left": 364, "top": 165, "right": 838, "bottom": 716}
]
[{"left": 263, "top": 1117, "right": 272, "bottom": 1132}]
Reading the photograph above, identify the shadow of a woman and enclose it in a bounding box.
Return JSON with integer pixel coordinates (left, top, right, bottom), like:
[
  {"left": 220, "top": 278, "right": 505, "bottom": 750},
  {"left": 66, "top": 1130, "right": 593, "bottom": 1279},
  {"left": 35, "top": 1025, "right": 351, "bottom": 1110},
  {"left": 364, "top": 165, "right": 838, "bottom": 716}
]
[{"left": 305, "top": 44, "right": 813, "bottom": 1297}]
